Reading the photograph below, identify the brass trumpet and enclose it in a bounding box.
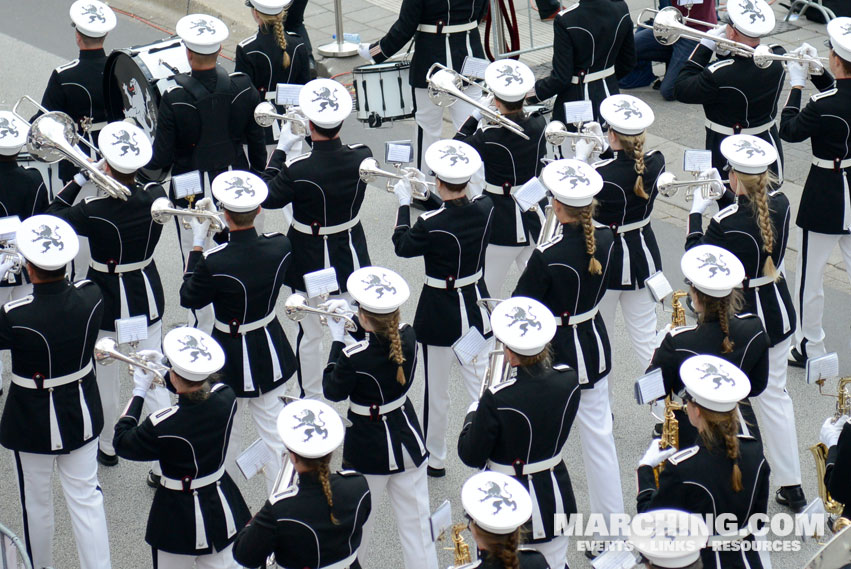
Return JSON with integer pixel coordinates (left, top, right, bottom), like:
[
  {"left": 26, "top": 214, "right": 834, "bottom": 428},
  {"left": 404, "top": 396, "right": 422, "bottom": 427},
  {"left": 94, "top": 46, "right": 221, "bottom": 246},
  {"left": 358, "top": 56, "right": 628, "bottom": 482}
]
[
  {"left": 93, "top": 337, "right": 167, "bottom": 388},
  {"left": 656, "top": 171, "right": 725, "bottom": 201},
  {"left": 358, "top": 157, "right": 434, "bottom": 200},
  {"left": 544, "top": 121, "right": 606, "bottom": 156},
  {"left": 811, "top": 376, "right": 851, "bottom": 532},
  {"left": 636, "top": 7, "right": 756, "bottom": 57},
  {"left": 150, "top": 197, "right": 225, "bottom": 234},
  {"left": 253, "top": 102, "right": 308, "bottom": 135},
  {"left": 425, "top": 63, "right": 529, "bottom": 140},
  {"left": 752, "top": 45, "right": 827, "bottom": 74},
  {"left": 284, "top": 293, "right": 358, "bottom": 332}
]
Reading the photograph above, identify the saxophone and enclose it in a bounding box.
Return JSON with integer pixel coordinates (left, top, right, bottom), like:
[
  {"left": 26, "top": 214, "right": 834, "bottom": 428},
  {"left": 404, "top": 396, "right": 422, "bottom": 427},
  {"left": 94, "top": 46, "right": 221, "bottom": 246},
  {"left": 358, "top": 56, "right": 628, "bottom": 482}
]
[
  {"left": 671, "top": 290, "right": 688, "bottom": 328},
  {"left": 811, "top": 376, "right": 851, "bottom": 532},
  {"left": 450, "top": 523, "right": 472, "bottom": 567}
]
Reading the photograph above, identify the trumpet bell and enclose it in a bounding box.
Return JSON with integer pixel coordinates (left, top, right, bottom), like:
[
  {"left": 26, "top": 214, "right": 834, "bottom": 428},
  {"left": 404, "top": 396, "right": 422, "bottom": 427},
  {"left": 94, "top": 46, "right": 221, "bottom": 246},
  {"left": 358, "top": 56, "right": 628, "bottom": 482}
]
[
  {"left": 150, "top": 197, "right": 176, "bottom": 226},
  {"left": 652, "top": 7, "right": 686, "bottom": 46},
  {"left": 656, "top": 172, "right": 678, "bottom": 197},
  {"left": 752, "top": 44, "right": 774, "bottom": 69},
  {"left": 284, "top": 293, "right": 310, "bottom": 322},
  {"left": 94, "top": 337, "right": 121, "bottom": 365},
  {"left": 544, "top": 121, "right": 568, "bottom": 146},
  {"left": 358, "top": 157, "right": 382, "bottom": 184},
  {"left": 254, "top": 102, "right": 279, "bottom": 128}
]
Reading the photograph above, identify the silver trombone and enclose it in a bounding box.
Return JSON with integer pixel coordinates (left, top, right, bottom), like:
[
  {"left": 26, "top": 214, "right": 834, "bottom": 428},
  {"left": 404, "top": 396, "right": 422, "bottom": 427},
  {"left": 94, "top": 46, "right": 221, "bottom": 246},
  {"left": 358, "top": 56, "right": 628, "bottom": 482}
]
[
  {"left": 425, "top": 63, "right": 530, "bottom": 140},
  {"left": 93, "top": 337, "right": 167, "bottom": 388},
  {"left": 284, "top": 293, "right": 358, "bottom": 332},
  {"left": 253, "top": 102, "right": 308, "bottom": 136},
  {"left": 656, "top": 171, "right": 725, "bottom": 201},
  {"left": 636, "top": 7, "right": 755, "bottom": 57},
  {"left": 150, "top": 197, "right": 225, "bottom": 234},
  {"left": 544, "top": 121, "right": 606, "bottom": 154},
  {"left": 538, "top": 204, "right": 562, "bottom": 244},
  {"left": 358, "top": 158, "right": 434, "bottom": 200},
  {"left": 752, "top": 44, "right": 827, "bottom": 74}
]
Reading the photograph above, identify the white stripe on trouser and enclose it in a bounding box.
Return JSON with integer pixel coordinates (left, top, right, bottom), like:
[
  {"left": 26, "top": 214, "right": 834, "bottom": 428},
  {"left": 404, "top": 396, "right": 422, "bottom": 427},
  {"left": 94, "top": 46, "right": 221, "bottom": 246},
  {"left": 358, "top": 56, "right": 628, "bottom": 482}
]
[
  {"left": 844, "top": 175, "right": 851, "bottom": 230},
  {"left": 15, "top": 439, "right": 111, "bottom": 569},
  {"left": 414, "top": 86, "right": 482, "bottom": 168},
  {"left": 194, "top": 490, "right": 207, "bottom": 549},
  {"left": 528, "top": 476, "right": 545, "bottom": 539},
  {"left": 360, "top": 459, "right": 439, "bottom": 569},
  {"left": 241, "top": 336, "right": 254, "bottom": 392},
  {"left": 96, "top": 322, "right": 169, "bottom": 477},
  {"left": 421, "top": 343, "right": 489, "bottom": 469},
  {"left": 525, "top": 536, "right": 570, "bottom": 569},
  {"left": 793, "top": 229, "right": 851, "bottom": 358},
  {"left": 514, "top": 203, "right": 526, "bottom": 243},
  {"left": 177, "top": 221, "right": 214, "bottom": 334},
  {"left": 639, "top": 230, "right": 657, "bottom": 276},
  {"left": 620, "top": 235, "right": 631, "bottom": 286},
  {"left": 483, "top": 244, "right": 535, "bottom": 299},
  {"left": 295, "top": 292, "right": 352, "bottom": 399},
  {"left": 751, "top": 338, "right": 802, "bottom": 486},
  {"left": 154, "top": 543, "right": 236, "bottom": 569},
  {"left": 224, "top": 383, "right": 287, "bottom": 495},
  {"left": 574, "top": 378, "right": 624, "bottom": 525}
]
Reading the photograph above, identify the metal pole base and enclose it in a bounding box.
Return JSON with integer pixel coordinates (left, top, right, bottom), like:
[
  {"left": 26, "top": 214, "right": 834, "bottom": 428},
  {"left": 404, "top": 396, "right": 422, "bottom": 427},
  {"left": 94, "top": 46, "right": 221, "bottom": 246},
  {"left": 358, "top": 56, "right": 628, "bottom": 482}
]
[{"left": 317, "top": 41, "right": 360, "bottom": 58}]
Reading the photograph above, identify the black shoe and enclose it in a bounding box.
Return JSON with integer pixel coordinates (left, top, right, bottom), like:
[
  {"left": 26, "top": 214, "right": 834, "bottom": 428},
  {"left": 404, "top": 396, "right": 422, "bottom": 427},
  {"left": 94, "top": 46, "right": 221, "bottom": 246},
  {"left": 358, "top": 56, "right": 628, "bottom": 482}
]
[
  {"left": 146, "top": 470, "right": 161, "bottom": 489},
  {"left": 652, "top": 422, "right": 663, "bottom": 437},
  {"left": 788, "top": 346, "right": 807, "bottom": 369},
  {"left": 776, "top": 485, "right": 806, "bottom": 512},
  {"left": 97, "top": 449, "right": 118, "bottom": 467},
  {"left": 652, "top": 77, "right": 663, "bottom": 90},
  {"left": 427, "top": 466, "right": 446, "bottom": 478}
]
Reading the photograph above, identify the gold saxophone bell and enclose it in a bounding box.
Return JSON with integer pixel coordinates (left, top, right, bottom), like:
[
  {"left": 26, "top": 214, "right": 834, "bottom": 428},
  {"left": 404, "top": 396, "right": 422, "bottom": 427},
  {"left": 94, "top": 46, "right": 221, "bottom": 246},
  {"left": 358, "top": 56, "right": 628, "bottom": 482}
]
[
  {"left": 653, "top": 396, "right": 683, "bottom": 486},
  {"left": 284, "top": 293, "right": 358, "bottom": 332},
  {"left": 811, "top": 376, "right": 851, "bottom": 531},
  {"left": 444, "top": 522, "right": 472, "bottom": 567},
  {"left": 358, "top": 157, "right": 434, "bottom": 200},
  {"left": 93, "top": 337, "right": 167, "bottom": 388},
  {"left": 671, "top": 290, "right": 688, "bottom": 328}
]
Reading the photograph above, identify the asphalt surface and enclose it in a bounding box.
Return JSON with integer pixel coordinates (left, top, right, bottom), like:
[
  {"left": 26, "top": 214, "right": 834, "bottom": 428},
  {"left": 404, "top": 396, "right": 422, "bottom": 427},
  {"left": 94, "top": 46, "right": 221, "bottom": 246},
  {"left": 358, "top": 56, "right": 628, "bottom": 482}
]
[{"left": 1, "top": 1, "right": 851, "bottom": 568}]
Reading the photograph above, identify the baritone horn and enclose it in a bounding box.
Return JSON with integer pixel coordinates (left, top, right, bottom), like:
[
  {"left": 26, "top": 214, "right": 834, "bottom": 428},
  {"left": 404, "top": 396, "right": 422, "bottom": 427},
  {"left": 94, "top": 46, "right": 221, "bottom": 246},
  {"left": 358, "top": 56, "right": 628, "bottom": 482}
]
[
  {"left": 150, "top": 197, "right": 225, "bottom": 234},
  {"left": 657, "top": 171, "right": 725, "bottom": 201},
  {"left": 752, "top": 44, "right": 827, "bottom": 74},
  {"left": 358, "top": 157, "right": 434, "bottom": 200},
  {"left": 284, "top": 293, "right": 358, "bottom": 332},
  {"left": 253, "top": 102, "right": 308, "bottom": 135},
  {"left": 425, "top": 63, "right": 529, "bottom": 140},
  {"left": 636, "top": 7, "right": 756, "bottom": 57},
  {"left": 544, "top": 121, "right": 606, "bottom": 154},
  {"left": 93, "top": 337, "right": 166, "bottom": 388}
]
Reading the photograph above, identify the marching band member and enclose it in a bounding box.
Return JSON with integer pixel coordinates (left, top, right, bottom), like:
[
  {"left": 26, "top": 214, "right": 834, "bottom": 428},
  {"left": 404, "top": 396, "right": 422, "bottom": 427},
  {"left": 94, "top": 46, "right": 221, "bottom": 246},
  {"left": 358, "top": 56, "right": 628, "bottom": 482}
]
[
  {"left": 392, "top": 139, "right": 492, "bottom": 478},
  {"left": 528, "top": 0, "right": 635, "bottom": 124},
  {"left": 180, "top": 170, "right": 297, "bottom": 493},
  {"left": 458, "top": 297, "right": 581, "bottom": 569},
  {"left": 0, "top": 215, "right": 110, "bottom": 569},
  {"left": 460, "top": 471, "right": 550, "bottom": 569},
  {"left": 626, "top": 510, "right": 710, "bottom": 569},
  {"left": 593, "top": 94, "right": 665, "bottom": 379},
  {"left": 636, "top": 355, "right": 771, "bottom": 569},
  {"left": 819, "top": 414, "right": 851, "bottom": 526},
  {"left": 454, "top": 60, "right": 548, "bottom": 298},
  {"left": 359, "top": 0, "right": 487, "bottom": 170},
  {"left": 47, "top": 121, "right": 171, "bottom": 477},
  {"left": 113, "top": 327, "right": 250, "bottom": 568},
  {"left": 779, "top": 19, "right": 851, "bottom": 369},
  {"left": 233, "top": 399, "right": 372, "bottom": 568},
  {"left": 323, "top": 267, "right": 437, "bottom": 569},
  {"left": 673, "top": 0, "right": 785, "bottom": 182},
  {"left": 284, "top": 0, "right": 316, "bottom": 77},
  {"left": 685, "top": 136, "right": 805, "bottom": 511},
  {"left": 512, "top": 160, "right": 622, "bottom": 551},
  {"left": 262, "top": 78, "right": 372, "bottom": 399},
  {"left": 649, "top": 245, "right": 769, "bottom": 448}
]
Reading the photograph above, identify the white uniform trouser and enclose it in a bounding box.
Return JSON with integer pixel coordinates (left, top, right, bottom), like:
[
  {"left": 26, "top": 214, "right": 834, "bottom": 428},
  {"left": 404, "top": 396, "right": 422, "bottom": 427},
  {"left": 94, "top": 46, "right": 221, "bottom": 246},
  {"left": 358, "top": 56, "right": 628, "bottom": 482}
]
[
  {"left": 574, "top": 377, "right": 624, "bottom": 522},
  {"left": 597, "top": 289, "right": 659, "bottom": 406},
  {"left": 525, "top": 536, "right": 570, "bottom": 569},
  {"left": 360, "top": 459, "right": 438, "bottom": 569},
  {"left": 295, "top": 292, "right": 351, "bottom": 400},
  {"left": 224, "top": 383, "right": 287, "bottom": 495},
  {"left": 13, "top": 439, "right": 111, "bottom": 569},
  {"left": 484, "top": 244, "right": 535, "bottom": 299},
  {"left": 751, "top": 338, "right": 802, "bottom": 486},
  {"left": 414, "top": 86, "right": 481, "bottom": 168},
  {"left": 793, "top": 229, "right": 851, "bottom": 358},
  {"left": 153, "top": 544, "right": 236, "bottom": 569},
  {"left": 0, "top": 283, "right": 31, "bottom": 381},
  {"left": 421, "top": 343, "right": 488, "bottom": 469},
  {"left": 177, "top": 222, "right": 214, "bottom": 334}
]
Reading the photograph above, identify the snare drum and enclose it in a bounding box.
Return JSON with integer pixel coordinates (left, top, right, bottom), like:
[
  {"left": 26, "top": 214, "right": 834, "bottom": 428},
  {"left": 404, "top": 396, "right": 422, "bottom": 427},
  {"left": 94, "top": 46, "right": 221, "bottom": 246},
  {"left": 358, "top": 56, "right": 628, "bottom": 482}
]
[
  {"left": 353, "top": 60, "right": 414, "bottom": 126},
  {"left": 104, "top": 36, "right": 191, "bottom": 139}
]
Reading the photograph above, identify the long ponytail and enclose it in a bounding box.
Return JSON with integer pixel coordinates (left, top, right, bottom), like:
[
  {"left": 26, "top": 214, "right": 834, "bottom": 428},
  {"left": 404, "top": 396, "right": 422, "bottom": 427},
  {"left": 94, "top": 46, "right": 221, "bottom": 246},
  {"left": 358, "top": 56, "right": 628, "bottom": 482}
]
[
  {"left": 256, "top": 10, "right": 291, "bottom": 69},
  {"left": 475, "top": 525, "right": 521, "bottom": 569},
  {"left": 362, "top": 308, "right": 407, "bottom": 384},
  {"left": 697, "top": 405, "right": 743, "bottom": 492},
  {"left": 580, "top": 204, "right": 602, "bottom": 275},
  {"left": 613, "top": 131, "right": 649, "bottom": 199},
  {"left": 736, "top": 170, "right": 778, "bottom": 281},
  {"left": 299, "top": 454, "right": 339, "bottom": 524},
  {"left": 694, "top": 288, "right": 744, "bottom": 354}
]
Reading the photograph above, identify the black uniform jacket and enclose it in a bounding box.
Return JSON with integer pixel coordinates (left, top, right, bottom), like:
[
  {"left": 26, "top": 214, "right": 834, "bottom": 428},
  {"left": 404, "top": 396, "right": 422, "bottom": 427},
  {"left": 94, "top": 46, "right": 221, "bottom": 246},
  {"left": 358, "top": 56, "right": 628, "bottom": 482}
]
[
  {"left": 369, "top": 0, "right": 487, "bottom": 88},
  {"left": 180, "top": 228, "right": 297, "bottom": 397},
  {"left": 48, "top": 180, "right": 166, "bottom": 330},
  {"left": 114, "top": 381, "right": 251, "bottom": 555},
  {"left": 674, "top": 44, "right": 785, "bottom": 177},
  {"left": 393, "top": 195, "right": 495, "bottom": 346},
  {"left": 532, "top": 0, "right": 636, "bottom": 123},
  {"left": 779, "top": 75, "right": 851, "bottom": 234},
  {"left": 594, "top": 149, "right": 665, "bottom": 290},
  {"left": 323, "top": 322, "right": 428, "bottom": 475},
  {"left": 637, "top": 436, "right": 771, "bottom": 569},
  {"left": 825, "top": 419, "right": 851, "bottom": 519},
  {"left": 513, "top": 224, "right": 614, "bottom": 386},
  {"left": 0, "top": 161, "right": 49, "bottom": 287},
  {"left": 686, "top": 193, "right": 795, "bottom": 346},
  {"left": 263, "top": 142, "right": 372, "bottom": 293},
  {"left": 0, "top": 279, "right": 104, "bottom": 454},
  {"left": 232, "top": 470, "right": 372, "bottom": 569},
  {"left": 473, "top": 550, "right": 550, "bottom": 569},
  {"left": 455, "top": 112, "right": 548, "bottom": 247},
  {"left": 458, "top": 364, "right": 581, "bottom": 542}
]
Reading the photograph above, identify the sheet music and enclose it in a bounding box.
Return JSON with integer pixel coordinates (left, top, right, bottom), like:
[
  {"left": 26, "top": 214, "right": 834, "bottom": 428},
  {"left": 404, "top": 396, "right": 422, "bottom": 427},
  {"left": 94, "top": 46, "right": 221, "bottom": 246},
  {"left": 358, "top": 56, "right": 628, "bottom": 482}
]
[
  {"left": 172, "top": 171, "right": 202, "bottom": 199},
  {"left": 461, "top": 56, "right": 490, "bottom": 80},
  {"left": 304, "top": 267, "right": 339, "bottom": 299},
  {"left": 386, "top": 141, "right": 414, "bottom": 164},
  {"left": 683, "top": 149, "right": 713, "bottom": 173},
  {"left": 453, "top": 327, "right": 488, "bottom": 366},
  {"left": 591, "top": 547, "right": 638, "bottom": 569},
  {"left": 634, "top": 368, "right": 666, "bottom": 405},
  {"left": 0, "top": 215, "right": 21, "bottom": 242},
  {"left": 563, "top": 100, "right": 593, "bottom": 125},
  {"left": 236, "top": 438, "right": 276, "bottom": 481},
  {"left": 645, "top": 271, "right": 673, "bottom": 303},
  {"left": 807, "top": 353, "right": 839, "bottom": 384},
  {"left": 115, "top": 315, "right": 149, "bottom": 345},
  {"left": 275, "top": 83, "right": 303, "bottom": 106},
  {"left": 514, "top": 177, "right": 547, "bottom": 212},
  {"left": 429, "top": 500, "right": 452, "bottom": 542}
]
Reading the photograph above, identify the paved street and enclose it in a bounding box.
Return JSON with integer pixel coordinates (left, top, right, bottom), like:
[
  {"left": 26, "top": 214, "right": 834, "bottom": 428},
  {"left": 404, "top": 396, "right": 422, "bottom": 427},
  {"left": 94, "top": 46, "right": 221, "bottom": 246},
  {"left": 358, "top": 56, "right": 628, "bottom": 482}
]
[{"left": 0, "top": 0, "right": 850, "bottom": 567}]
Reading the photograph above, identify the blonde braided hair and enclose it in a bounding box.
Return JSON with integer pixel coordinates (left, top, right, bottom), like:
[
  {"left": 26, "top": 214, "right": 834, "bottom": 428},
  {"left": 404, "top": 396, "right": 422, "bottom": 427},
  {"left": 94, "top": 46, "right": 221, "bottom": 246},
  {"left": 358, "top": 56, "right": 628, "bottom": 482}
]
[
  {"left": 361, "top": 308, "right": 407, "bottom": 385},
  {"left": 475, "top": 524, "right": 521, "bottom": 569},
  {"left": 694, "top": 288, "right": 744, "bottom": 354},
  {"left": 698, "top": 406, "right": 744, "bottom": 492},
  {"left": 735, "top": 170, "right": 778, "bottom": 281},
  {"left": 613, "top": 131, "right": 649, "bottom": 199},
  {"left": 580, "top": 205, "right": 602, "bottom": 275},
  {"left": 255, "top": 10, "right": 291, "bottom": 69},
  {"left": 300, "top": 454, "right": 339, "bottom": 524}
]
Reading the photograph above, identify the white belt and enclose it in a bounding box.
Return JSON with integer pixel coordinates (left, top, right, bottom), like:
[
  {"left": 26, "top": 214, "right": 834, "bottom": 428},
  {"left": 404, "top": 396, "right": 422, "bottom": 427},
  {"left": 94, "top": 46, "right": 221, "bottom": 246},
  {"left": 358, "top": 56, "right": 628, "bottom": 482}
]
[
  {"left": 704, "top": 119, "right": 772, "bottom": 136},
  {"left": 812, "top": 157, "right": 851, "bottom": 169},
  {"left": 160, "top": 466, "right": 225, "bottom": 491},
  {"left": 570, "top": 66, "right": 615, "bottom": 85},
  {"left": 554, "top": 306, "right": 598, "bottom": 326},
  {"left": 320, "top": 552, "right": 360, "bottom": 569},
  {"left": 744, "top": 274, "right": 776, "bottom": 288},
  {"left": 291, "top": 216, "right": 360, "bottom": 236},
  {"left": 214, "top": 312, "right": 275, "bottom": 335},
  {"left": 89, "top": 257, "right": 153, "bottom": 274},
  {"left": 487, "top": 454, "right": 563, "bottom": 475},
  {"left": 349, "top": 396, "right": 406, "bottom": 417},
  {"left": 424, "top": 269, "right": 482, "bottom": 289},
  {"left": 594, "top": 216, "right": 650, "bottom": 234},
  {"left": 484, "top": 182, "right": 520, "bottom": 195},
  {"left": 417, "top": 21, "right": 478, "bottom": 34},
  {"left": 11, "top": 361, "right": 94, "bottom": 389}
]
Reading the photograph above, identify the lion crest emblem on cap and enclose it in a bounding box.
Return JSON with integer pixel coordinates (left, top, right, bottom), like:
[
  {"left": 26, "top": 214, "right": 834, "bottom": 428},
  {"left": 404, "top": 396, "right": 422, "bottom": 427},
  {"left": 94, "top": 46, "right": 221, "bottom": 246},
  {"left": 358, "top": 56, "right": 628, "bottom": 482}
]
[
  {"left": 311, "top": 86, "right": 340, "bottom": 112},
  {"left": 496, "top": 64, "right": 524, "bottom": 86},
  {"left": 478, "top": 482, "right": 518, "bottom": 515},
  {"left": 696, "top": 252, "right": 731, "bottom": 278},
  {"left": 293, "top": 408, "right": 328, "bottom": 441},
  {"left": 80, "top": 3, "right": 106, "bottom": 24},
  {"left": 361, "top": 273, "right": 397, "bottom": 299},
  {"left": 697, "top": 362, "right": 736, "bottom": 390},
  {"left": 438, "top": 145, "right": 470, "bottom": 167},
  {"left": 0, "top": 117, "right": 19, "bottom": 140},
  {"left": 733, "top": 139, "right": 766, "bottom": 159},
  {"left": 190, "top": 18, "right": 216, "bottom": 35},
  {"left": 505, "top": 305, "right": 542, "bottom": 337},
  {"left": 223, "top": 177, "right": 256, "bottom": 198},
  {"left": 738, "top": 0, "right": 766, "bottom": 23},
  {"left": 613, "top": 99, "right": 643, "bottom": 119},
  {"left": 177, "top": 335, "right": 212, "bottom": 363},
  {"left": 111, "top": 129, "right": 140, "bottom": 157},
  {"left": 557, "top": 165, "right": 590, "bottom": 189},
  {"left": 31, "top": 225, "right": 65, "bottom": 253}
]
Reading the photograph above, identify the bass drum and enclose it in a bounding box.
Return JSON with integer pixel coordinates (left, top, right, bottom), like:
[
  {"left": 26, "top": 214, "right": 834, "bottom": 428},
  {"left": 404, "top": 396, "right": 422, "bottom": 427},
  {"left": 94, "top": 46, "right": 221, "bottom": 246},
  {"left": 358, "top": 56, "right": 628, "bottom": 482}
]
[
  {"left": 352, "top": 59, "right": 414, "bottom": 127},
  {"left": 103, "top": 36, "right": 190, "bottom": 140}
]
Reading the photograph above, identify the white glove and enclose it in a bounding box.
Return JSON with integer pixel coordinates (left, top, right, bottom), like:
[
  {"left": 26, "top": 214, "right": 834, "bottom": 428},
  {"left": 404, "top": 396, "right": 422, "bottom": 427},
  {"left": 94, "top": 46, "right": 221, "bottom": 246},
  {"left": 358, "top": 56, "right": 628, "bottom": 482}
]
[
  {"left": 319, "top": 299, "right": 353, "bottom": 316},
  {"left": 573, "top": 138, "right": 597, "bottom": 164},
  {"left": 402, "top": 168, "right": 428, "bottom": 199},
  {"left": 358, "top": 43, "right": 373, "bottom": 62},
  {"left": 276, "top": 120, "right": 305, "bottom": 154},
  {"left": 652, "top": 323, "right": 672, "bottom": 351},
  {"left": 196, "top": 197, "right": 217, "bottom": 213},
  {"left": 326, "top": 313, "right": 348, "bottom": 343},
  {"left": 136, "top": 349, "right": 167, "bottom": 372},
  {"left": 820, "top": 415, "right": 848, "bottom": 448},
  {"left": 639, "top": 439, "right": 678, "bottom": 468},
  {"left": 393, "top": 177, "right": 413, "bottom": 206},
  {"left": 0, "top": 258, "right": 15, "bottom": 282},
  {"left": 787, "top": 60, "right": 808, "bottom": 88},
  {"left": 796, "top": 42, "right": 824, "bottom": 75},
  {"left": 690, "top": 168, "right": 721, "bottom": 215},
  {"left": 700, "top": 24, "right": 727, "bottom": 52},
  {"left": 73, "top": 171, "right": 88, "bottom": 186},
  {"left": 189, "top": 215, "right": 212, "bottom": 248},
  {"left": 132, "top": 366, "right": 155, "bottom": 398}
]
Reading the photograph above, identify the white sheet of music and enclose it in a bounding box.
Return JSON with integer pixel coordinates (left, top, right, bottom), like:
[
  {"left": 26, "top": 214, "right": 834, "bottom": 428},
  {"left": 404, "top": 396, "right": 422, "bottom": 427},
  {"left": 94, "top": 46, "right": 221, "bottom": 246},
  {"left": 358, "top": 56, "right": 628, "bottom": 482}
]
[
  {"left": 645, "top": 271, "right": 673, "bottom": 303},
  {"left": 0, "top": 215, "right": 21, "bottom": 242},
  {"left": 514, "top": 177, "right": 547, "bottom": 212},
  {"left": 172, "top": 171, "right": 202, "bottom": 199},
  {"left": 461, "top": 56, "right": 490, "bottom": 80},
  {"left": 453, "top": 327, "right": 488, "bottom": 366},
  {"left": 563, "top": 100, "right": 594, "bottom": 125},
  {"left": 806, "top": 352, "right": 839, "bottom": 384},
  {"left": 683, "top": 149, "right": 713, "bottom": 173},
  {"left": 115, "top": 315, "right": 149, "bottom": 345},
  {"left": 634, "top": 368, "right": 666, "bottom": 405},
  {"left": 236, "top": 438, "right": 276, "bottom": 481},
  {"left": 304, "top": 267, "right": 339, "bottom": 299},
  {"left": 429, "top": 500, "right": 452, "bottom": 542},
  {"left": 591, "top": 547, "right": 638, "bottom": 569},
  {"left": 275, "top": 83, "right": 302, "bottom": 106},
  {"left": 386, "top": 142, "right": 413, "bottom": 164}
]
